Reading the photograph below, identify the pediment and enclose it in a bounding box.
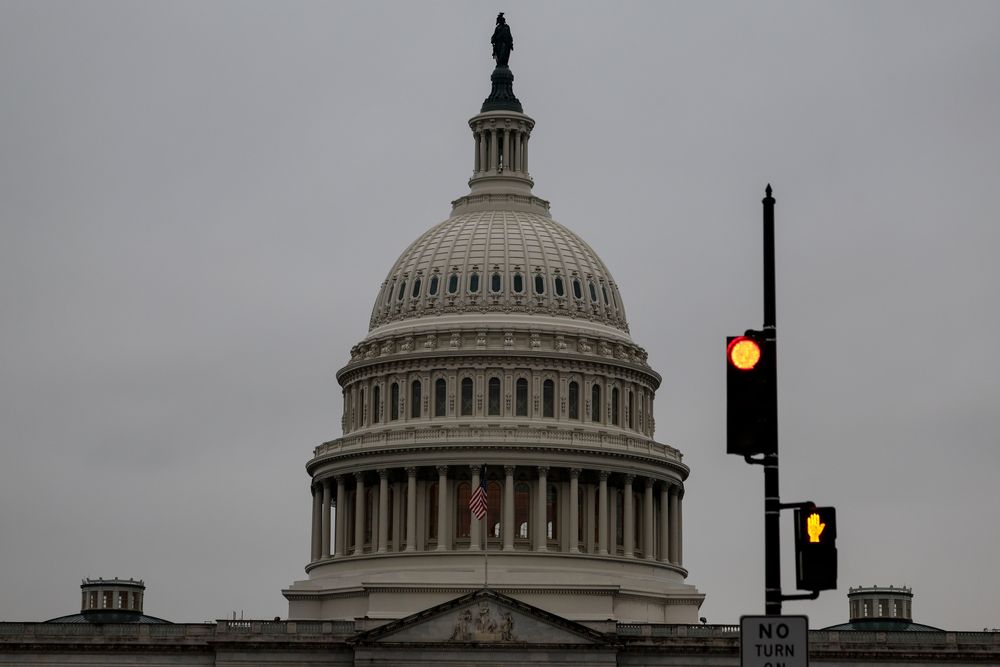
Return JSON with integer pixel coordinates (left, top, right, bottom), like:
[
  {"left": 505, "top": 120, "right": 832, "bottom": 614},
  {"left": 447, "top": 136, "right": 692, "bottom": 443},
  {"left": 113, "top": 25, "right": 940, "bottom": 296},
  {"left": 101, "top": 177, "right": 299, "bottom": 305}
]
[{"left": 354, "top": 588, "right": 608, "bottom": 646}]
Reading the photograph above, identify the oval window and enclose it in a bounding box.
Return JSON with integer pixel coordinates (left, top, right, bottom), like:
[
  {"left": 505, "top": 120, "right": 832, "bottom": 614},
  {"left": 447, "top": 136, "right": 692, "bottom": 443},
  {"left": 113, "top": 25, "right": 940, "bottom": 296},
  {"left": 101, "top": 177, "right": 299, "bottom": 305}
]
[
  {"left": 397, "top": 280, "right": 407, "bottom": 301},
  {"left": 448, "top": 273, "right": 460, "bottom": 294},
  {"left": 554, "top": 275, "right": 565, "bottom": 297},
  {"left": 469, "top": 272, "right": 480, "bottom": 293},
  {"left": 490, "top": 272, "right": 502, "bottom": 293},
  {"left": 411, "top": 278, "right": 422, "bottom": 298},
  {"left": 513, "top": 273, "right": 524, "bottom": 294},
  {"left": 429, "top": 275, "right": 439, "bottom": 296},
  {"left": 602, "top": 284, "right": 610, "bottom": 305},
  {"left": 589, "top": 281, "right": 598, "bottom": 302},
  {"left": 572, "top": 278, "right": 582, "bottom": 300},
  {"left": 534, "top": 274, "right": 545, "bottom": 295}
]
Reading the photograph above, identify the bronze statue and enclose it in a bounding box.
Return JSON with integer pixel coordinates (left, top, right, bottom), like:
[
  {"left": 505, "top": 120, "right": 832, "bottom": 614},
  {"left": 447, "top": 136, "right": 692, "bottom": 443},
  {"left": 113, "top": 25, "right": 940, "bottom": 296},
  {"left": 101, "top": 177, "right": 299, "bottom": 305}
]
[{"left": 492, "top": 13, "right": 513, "bottom": 67}]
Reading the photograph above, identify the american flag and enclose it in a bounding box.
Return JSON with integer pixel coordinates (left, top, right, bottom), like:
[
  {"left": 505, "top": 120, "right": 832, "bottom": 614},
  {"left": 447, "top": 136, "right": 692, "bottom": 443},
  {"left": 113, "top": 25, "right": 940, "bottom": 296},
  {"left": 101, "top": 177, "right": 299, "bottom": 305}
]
[{"left": 469, "top": 469, "right": 488, "bottom": 520}]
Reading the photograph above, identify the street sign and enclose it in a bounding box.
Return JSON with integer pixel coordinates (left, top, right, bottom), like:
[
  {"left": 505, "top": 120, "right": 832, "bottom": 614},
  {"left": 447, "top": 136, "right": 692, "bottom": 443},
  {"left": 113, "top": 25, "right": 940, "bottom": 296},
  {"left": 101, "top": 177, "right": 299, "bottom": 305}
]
[{"left": 740, "top": 615, "right": 808, "bottom": 667}]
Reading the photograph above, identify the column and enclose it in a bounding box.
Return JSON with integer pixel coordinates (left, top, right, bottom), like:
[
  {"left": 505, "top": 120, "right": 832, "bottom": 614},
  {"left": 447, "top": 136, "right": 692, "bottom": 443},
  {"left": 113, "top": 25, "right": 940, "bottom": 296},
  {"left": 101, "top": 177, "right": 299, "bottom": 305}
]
[
  {"left": 668, "top": 485, "right": 679, "bottom": 564},
  {"left": 469, "top": 465, "right": 481, "bottom": 551},
  {"left": 503, "top": 465, "right": 515, "bottom": 551},
  {"left": 568, "top": 469, "right": 580, "bottom": 553},
  {"left": 489, "top": 128, "right": 498, "bottom": 172},
  {"left": 502, "top": 128, "right": 511, "bottom": 172},
  {"left": 479, "top": 130, "right": 489, "bottom": 172},
  {"left": 598, "top": 471, "right": 609, "bottom": 555},
  {"left": 377, "top": 469, "right": 389, "bottom": 553},
  {"left": 512, "top": 129, "right": 520, "bottom": 172},
  {"left": 354, "top": 472, "right": 365, "bottom": 555},
  {"left": 391, "top": 482, "right": 402, "bottom": 551},
  {"left": 335, "top": 475, "right": 346, "bottom": 557},
  {"left": 623, "top": 475, "right": 634, "bottom": 558},
  {"left": 436, "top": 465, "right": 448, "bottom": 551},
  {"left": 321, "top": 479, "right": 332, "bottom": 559},
  {"left": 310, "top": 484, "right": 321, "bottom": 562},
  {"left": 474, "top": 131, "right": 481, "bottom": 173},
  {"left": 523, "top": 130, "right": 529, "bottom": 173},
  {"left": 677, "top": 490, "right": 684, "bottom": 566},
  {"left": 659, "top": 483, "right": 670, "bottom": 563},
  {"left": 535, "top": 466, "right": 549, "bottom": 551},
  {"left": 405, "top": 467, "right": 417, "bottom": 551},
  {"left": 644, "top": 479, "right": 655, "bottom": 560}
]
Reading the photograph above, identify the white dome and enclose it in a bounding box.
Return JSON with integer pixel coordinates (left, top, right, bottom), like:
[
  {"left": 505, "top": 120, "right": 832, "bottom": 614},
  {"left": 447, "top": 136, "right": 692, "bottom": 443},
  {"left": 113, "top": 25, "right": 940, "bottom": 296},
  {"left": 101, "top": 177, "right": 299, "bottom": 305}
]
[{"left": 369, "top": 209, "right": 629, "bottom": 334}]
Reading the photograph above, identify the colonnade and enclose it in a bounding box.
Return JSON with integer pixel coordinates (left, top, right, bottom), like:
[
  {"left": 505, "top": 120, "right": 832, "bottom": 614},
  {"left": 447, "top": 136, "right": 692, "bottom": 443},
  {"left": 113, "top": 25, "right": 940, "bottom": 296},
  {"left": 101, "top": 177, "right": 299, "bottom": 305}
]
[
  {"left": 473, "top": 125, "right": 529, "bottom": 175},
  {"left": 309, "top": 465, "right": 683, "bottom": 567}
]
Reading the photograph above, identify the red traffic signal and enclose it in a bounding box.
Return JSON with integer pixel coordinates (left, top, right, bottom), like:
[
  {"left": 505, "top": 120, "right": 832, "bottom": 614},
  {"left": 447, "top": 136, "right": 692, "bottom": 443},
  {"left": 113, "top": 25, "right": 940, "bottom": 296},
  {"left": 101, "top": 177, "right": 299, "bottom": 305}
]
[
  {"left": 727, "top": 336, "right": 762, "bottom": 371},
  {"left": 726, "top": 330, "right": 776, "bottom": 456}
]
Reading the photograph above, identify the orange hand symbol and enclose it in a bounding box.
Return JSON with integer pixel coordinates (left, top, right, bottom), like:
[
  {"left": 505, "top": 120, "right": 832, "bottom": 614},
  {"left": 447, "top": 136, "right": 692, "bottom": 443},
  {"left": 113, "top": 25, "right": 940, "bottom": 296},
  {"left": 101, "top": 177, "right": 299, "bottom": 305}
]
[{"left": 807, "top": 512, "right": 825, "bottom": 543}]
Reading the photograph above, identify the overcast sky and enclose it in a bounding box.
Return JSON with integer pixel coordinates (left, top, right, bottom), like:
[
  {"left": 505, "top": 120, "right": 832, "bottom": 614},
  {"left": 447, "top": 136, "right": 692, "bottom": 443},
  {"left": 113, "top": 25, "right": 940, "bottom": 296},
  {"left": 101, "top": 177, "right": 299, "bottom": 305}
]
[{"left": 1, "top": 1, "right": 998, "bottom": 630}]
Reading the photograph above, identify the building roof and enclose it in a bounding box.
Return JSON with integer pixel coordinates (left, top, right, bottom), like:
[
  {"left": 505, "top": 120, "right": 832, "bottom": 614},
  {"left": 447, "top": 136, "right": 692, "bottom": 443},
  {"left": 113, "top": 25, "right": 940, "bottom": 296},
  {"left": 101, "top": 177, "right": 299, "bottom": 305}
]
[
  {"left": 44, "top": 611, "right": 170, "bottom": 624},
  {"left": 822, "top": 619, "right": 943, "bottom": 632}
]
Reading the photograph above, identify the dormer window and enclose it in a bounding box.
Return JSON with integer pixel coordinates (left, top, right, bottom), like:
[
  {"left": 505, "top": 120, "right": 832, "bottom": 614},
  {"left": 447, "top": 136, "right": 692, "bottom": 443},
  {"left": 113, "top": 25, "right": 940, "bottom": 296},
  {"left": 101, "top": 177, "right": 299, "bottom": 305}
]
[{"left": 512, "top": 272, "right": 524, "bottom": 294}]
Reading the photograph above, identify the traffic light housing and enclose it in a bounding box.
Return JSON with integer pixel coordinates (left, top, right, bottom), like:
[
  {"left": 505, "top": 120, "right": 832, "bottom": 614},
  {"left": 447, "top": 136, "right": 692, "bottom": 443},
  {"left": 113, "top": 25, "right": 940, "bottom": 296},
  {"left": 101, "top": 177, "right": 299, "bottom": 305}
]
[
  {"left": 794, "top": 506, "right": 838, "bottom": 591},
  {"left": 726, "top": 329, "right": 777, "bottom": 456}
]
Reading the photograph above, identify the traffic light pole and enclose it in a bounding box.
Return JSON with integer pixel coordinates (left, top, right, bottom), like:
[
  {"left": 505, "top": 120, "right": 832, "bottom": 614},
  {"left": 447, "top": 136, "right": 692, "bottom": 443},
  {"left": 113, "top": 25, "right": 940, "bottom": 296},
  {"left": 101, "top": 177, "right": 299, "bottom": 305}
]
[{"left": 761, "top": 185, "right": 781, "bottom": 615}]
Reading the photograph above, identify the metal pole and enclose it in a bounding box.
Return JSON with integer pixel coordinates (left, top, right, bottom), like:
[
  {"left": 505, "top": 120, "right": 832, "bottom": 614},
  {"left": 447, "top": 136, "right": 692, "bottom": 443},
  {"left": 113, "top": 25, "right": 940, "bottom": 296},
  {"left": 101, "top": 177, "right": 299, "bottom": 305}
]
[{"left": 762, "top": 184, "right": 781, "bottom": 615}]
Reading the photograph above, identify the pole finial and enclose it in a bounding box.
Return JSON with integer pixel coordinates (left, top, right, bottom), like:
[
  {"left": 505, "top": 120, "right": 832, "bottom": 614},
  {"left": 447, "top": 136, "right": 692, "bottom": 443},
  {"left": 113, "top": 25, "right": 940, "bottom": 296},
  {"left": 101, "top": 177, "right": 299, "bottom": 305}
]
[{"left": 765, "top": 183, "right": 772, "bottom": 197}]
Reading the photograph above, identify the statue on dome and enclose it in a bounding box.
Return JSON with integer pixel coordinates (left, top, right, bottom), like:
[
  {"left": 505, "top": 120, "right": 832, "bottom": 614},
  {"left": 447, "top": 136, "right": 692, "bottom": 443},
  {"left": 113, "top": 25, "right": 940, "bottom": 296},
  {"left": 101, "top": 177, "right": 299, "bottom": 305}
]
[{"left": 492, "top": 13, "right": 513, "bottom": 68}]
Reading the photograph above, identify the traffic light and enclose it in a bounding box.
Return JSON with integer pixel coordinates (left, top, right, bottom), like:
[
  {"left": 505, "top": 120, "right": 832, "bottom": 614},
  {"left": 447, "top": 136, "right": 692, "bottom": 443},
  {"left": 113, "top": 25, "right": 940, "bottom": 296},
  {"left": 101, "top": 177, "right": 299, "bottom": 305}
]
[
  {"left": 794, "top": 506, "right": 838, "bottom": 591},
  {"left": 726, "top": 329, "right": 777, "bottom": 456}
]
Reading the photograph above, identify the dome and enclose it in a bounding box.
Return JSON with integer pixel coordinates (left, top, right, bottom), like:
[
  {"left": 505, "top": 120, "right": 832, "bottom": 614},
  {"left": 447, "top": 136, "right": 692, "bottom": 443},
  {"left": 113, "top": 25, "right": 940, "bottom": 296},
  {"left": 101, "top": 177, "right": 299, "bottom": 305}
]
[{"left": 369, "top": 210, "right": 629, "bottom": 335}]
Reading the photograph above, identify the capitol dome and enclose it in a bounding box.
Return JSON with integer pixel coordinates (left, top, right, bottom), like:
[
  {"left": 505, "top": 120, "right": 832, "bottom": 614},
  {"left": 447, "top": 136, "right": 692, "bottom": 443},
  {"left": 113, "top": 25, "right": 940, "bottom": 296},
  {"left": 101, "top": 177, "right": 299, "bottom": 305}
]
[{"left": 284, "top": 35, "right": 702, "bottom": 626}]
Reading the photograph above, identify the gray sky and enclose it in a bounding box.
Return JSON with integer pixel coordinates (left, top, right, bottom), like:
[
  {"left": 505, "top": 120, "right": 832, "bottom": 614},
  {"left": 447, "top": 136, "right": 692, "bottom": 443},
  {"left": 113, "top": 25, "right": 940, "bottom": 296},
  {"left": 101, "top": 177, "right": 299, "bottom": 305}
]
[{"left": 1, "top": 1, "right": 998, "bottom": 630}]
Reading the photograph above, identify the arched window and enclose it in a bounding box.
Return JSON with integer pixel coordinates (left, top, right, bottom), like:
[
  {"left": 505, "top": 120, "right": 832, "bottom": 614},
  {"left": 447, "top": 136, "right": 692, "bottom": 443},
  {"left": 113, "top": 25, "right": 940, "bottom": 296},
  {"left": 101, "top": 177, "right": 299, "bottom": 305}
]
[
  {"left": 628, "top": 390, "right": 634, "bottom": 429},
  {"left": 429, "top": 274, "right": 439, "bottom": 296},
  {"left": 512, "top": 272, "right": 524, "bottom": 294},
  {"left": 428, "top": 482, "right": 438, "bottom": 542},
  {"left": 591, "top": 384, "right": 601, "bottom": 422},
  {"left": 572, "top": 278, "right": 583, "bottom": 300},
  {"left": 602, "top": 284, "right": 610, "bottom": 306},
  {"left": 515, "top": 378, "right": 528, "bottom": 417},
  {"left": 615, "top": 489, "right": 624, "bottom": 548},
  {"left": 554, "top": 275, "right": 565, "bottom": 297},
  {"left": 365, "top": 487, "right": 375, "bottom": 547},
  {"left": 346, "top": 489, "right": 356, "bottom": 551},
  {"left": 611, "top": 387, "right": 620, "bottom": 425},
  {"left": 385, "top": 281, "right": 395, "bottom": 306},
  {"left": 490, "top": 272, "right": 502, "bottom": 293},
  {"left": 456, "top": 482, "right": 471, "bottom": 538},
  {"left": 487, "top": 481, "right": 502, "bottom": 539},
  {"left": 546, "top": 483, "right": 558, "bottom": 540},
  {"left": 397, "top": 280, "right": 407, "bottom": 301},
  {"left": 468, "top": 272, "right": 480, "bottom": 294},
  {"left": 488, "top": 377, "right": 501, "bottom": 415},
  {"left": 390, "top": 382, "right": 399, "bottom": 421},
  {"left": 410, "top": 380, "right": 421, "bottom": 419},
  {"left": 359, "top": 389, "right": 366, "bottom": 428},
  {"left": 589, "top": 280, "right": 598, "bottom": 303},
  {"left": 542, "top": 379, "right": 555, "bottom": 418},
  {"left": 434, "top": 378, "right": 447, "bottom": 417},
  {"left": 633, "top": 491, "right": 642, "bottom": 556},
  {"left": 568, "top": 381, "right": 579, "bottom": 420},
  {"left": 461, "top": 378, "right": 474, "bottom": 416},
  {"left": 515, "top": 482, "right": 531, "bottom": 539},
  {"left": 447, "top": 273, "right": 460, "bottom": 294},
  {"left": 411, "top": 278, "right": 421, "bottom": 298},
  {"left": 533, "top": 274, "right": 545, "bottom": 295}
]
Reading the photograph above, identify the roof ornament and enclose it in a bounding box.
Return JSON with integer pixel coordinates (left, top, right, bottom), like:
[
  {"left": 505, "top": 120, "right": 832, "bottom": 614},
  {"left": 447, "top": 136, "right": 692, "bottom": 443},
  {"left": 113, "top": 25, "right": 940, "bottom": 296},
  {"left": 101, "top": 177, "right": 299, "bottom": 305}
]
[{"left": 482, "top": 12, "right": 522, "bottom": 113}]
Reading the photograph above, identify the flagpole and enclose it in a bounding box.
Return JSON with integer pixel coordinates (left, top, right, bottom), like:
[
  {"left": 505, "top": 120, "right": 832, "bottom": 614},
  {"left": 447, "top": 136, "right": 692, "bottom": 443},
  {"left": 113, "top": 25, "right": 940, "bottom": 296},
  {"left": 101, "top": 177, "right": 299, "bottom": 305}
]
[{"left": 483, "top": 464, "right": 488, "bottom": 589}]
